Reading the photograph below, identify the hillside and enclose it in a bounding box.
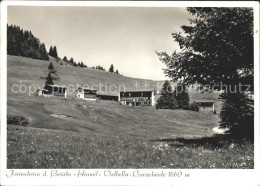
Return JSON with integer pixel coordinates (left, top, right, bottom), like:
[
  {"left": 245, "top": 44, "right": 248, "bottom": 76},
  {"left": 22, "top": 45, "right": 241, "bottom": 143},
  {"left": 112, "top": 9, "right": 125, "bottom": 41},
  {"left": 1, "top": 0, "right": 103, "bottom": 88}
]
[
  {"left": 7, "top": 55, "right": 161, "bottom": 92},
  {"left": 7, "top": 55, "right": 241, "bottom": 169},
  {"left": 7, "top": 55, "right": 221, "bottom": 138},
  {"left": 7, "top": 55, "right": 221, "bottom": 108}
]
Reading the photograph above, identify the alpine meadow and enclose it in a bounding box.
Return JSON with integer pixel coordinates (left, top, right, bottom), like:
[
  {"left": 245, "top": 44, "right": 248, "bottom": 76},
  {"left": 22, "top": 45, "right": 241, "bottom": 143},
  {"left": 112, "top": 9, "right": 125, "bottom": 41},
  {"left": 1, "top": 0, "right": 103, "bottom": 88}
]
[{"left": 6, "top": 7, "right": 254, "bottom": 169}]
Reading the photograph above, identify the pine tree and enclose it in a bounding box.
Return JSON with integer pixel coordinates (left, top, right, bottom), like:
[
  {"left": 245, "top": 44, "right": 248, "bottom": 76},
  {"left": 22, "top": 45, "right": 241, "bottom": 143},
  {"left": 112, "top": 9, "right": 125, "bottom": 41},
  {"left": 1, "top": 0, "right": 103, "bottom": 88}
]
[
  {"left": 174, "top": 83, "right": 190, "bottom": 110},
  {"left": 69, "top": 58, "right": 74, "bottom": 65},
  {"left": 39, "top": 43, "right": 49, "bottom": 60},
  {"left": 7, "top": 35, "right": 18, "bottom": 55},
  {"left": 156, "top": 80, "right": 178, "bottom": 109},
  {"left": 49, "top": 46, "right": 53, "bottom": 56},
  {"left": 219, "top": 92, "right": 254, "bottom": 139},
  {"left": 109, "top": 64, "right": 114, "bottom": 73},
  {"left": 45, "top": 72, "right": 54, "bottom": 86},
  {"left": 80, "top": 62, "right": 84, "bottom": 68},
  {"left": 116, "top": 70, "right": 119, "bottom": 74},
  {"left": 73, "top": 62, "right": 78, "bottom": 67},
  {"left": 63, "top": 56, "right": 68, "bottom": 62},
  {"left": 48, "top": 62, "right": 54, "bottom": 72},
  {"left": 53, "top": 46, "right": 58, "bottom": 58},
  {"left": 157, "top": 8, "right": 254, "bottom": 138}
]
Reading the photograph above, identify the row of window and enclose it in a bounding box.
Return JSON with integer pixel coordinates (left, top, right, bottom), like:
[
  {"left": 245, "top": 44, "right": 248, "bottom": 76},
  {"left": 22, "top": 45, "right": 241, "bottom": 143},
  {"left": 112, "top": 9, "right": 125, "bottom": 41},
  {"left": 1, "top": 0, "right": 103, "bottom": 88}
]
[{"left": 122, "top": 92, "right": 150, "bottom": 97}]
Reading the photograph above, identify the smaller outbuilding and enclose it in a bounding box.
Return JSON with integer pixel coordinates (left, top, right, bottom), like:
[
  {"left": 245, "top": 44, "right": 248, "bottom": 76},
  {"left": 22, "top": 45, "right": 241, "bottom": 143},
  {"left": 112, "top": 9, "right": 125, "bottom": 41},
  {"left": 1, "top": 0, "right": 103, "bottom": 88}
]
[
  {"left": 38, "top": 84, "right": 67, "bottom": 98},
  {"left": 77, "top": 87, "right": 98, "bottom": 101},
  {"left": 97, "top": 92, "right": 119, "bottom": 101},
  {"left": 195, "top": 100, "right": 215, "bottom": 113}
]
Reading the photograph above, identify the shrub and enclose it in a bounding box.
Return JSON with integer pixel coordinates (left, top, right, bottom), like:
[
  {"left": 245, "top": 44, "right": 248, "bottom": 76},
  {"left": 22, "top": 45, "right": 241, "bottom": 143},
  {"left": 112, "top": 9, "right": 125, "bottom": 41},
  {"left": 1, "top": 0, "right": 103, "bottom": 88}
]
[
  {"left": 190, "top": 101, "right": 199, "bottom": 112},
  {"left": 7, "top": 115, "right": 29, "bottom": 126}
]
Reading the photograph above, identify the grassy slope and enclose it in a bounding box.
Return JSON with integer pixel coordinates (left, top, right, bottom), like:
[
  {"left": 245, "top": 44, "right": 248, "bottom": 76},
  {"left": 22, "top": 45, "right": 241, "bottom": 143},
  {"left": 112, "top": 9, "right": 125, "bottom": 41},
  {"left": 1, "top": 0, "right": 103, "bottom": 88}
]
[
  {"left": 7, "top": 55, "right": 160, "bottom": 90},
  {"left": 8, "top": 55, "right": 243, "bottom": 169},
  {"left": 8, "top": 125, "right": 253, "bottom": 169},
  {"left": 7, "top": 55, "right": 220, "bottom": 139}
]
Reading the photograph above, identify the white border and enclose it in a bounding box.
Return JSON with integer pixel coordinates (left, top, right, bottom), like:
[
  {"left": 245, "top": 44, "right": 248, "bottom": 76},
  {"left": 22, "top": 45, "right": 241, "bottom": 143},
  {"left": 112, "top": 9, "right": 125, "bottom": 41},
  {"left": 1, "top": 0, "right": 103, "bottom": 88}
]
[{"left": 1, "top": 1, "right": 259, "bottom": 186}]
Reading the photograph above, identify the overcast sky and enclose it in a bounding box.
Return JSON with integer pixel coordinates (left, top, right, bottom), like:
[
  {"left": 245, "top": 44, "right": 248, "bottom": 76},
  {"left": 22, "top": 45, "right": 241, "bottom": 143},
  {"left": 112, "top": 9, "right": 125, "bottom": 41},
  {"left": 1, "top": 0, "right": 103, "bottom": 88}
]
[{"left": 8, "top": 6, "right": 191, "bottom": 80}]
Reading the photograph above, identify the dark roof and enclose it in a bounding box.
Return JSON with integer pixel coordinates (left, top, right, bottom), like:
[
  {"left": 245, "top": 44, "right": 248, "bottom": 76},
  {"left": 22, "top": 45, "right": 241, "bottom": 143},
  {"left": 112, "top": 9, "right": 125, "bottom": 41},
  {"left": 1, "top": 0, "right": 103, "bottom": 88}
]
[
  {"left": 119, "top": 88, "right": 154, "bottom": 93},
  {"left": 97, "top": 91, "right": 119, "bottom": 96},
  {"left": 46, "top": 84, "right": 67, "bottom": 88}
]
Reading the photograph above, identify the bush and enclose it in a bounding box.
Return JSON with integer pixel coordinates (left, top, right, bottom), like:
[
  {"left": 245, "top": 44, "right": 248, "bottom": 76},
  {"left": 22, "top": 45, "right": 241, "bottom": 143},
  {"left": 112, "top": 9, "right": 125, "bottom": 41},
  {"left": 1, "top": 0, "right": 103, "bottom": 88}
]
[
  {"left": 7, "top": 115, "right": 29, "bottom": 126},
  {"left": 190, "top": 101, "right": 199, "bottom": 112}
]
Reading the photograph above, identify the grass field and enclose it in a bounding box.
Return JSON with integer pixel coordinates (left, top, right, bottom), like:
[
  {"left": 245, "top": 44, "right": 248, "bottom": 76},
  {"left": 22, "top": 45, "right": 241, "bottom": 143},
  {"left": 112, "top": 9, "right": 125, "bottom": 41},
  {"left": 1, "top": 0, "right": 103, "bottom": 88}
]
[
  {"left": 7, "top": 55, "right": 253, "bottom": 169},
  {"left": 7, "top": 125, "right": 253, "bottom": 169}
]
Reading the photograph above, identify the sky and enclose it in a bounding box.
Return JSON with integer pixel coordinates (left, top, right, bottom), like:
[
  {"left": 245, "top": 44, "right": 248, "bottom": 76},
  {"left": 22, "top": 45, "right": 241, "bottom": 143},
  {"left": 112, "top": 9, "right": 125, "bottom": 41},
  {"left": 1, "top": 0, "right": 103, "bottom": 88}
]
[{"left": 8, "top": 6, "right": 191, "bottom": 80}]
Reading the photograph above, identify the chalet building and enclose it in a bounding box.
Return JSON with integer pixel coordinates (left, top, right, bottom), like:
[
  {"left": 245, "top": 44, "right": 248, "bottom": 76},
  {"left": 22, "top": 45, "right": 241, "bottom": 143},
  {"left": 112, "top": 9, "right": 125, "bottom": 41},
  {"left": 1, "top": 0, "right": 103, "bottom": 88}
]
[
  {"left": 97, "top": 92, "right": 120, "bottom": 101},
  {"left": 119, "top": 89, "right": 155, "bottom": 106},
  {"left": 77, "top": 87, "right": 97, "bottom": 101},
  {"left": 38, "top": 84, "right": 67, "bottom": 98},
  {"left": 195, "top": 100, "right": 215, "bottom": 113}
]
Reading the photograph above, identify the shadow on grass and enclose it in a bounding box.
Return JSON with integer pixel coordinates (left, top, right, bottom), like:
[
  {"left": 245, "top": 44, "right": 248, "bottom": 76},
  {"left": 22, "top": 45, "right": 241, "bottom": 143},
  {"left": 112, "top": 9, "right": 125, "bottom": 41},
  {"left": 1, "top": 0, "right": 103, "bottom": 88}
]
[{"left": 151, "top": 134, "right": 253, "bottom": 149}]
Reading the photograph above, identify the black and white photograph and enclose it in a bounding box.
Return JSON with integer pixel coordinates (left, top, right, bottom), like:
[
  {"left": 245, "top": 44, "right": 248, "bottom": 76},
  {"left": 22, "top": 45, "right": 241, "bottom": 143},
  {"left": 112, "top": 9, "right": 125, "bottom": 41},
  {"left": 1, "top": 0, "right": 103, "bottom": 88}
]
[{"left": 0, "top": 1, "right": 259, "bottom": 186}]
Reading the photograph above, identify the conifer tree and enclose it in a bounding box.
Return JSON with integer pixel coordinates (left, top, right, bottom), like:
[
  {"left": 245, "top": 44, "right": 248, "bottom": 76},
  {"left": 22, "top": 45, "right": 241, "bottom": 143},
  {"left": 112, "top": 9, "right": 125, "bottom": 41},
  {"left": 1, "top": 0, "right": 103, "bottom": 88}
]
[
  {"left": 109, "top": 64, "right": 114, "bottom": 73},
  {"left": 63, "top": 56, "right": 68, "bottom": 62},
  {"left": 45, "top": 72, "right": 54, "bottom": 86},
  {"left": 174, "top": 83, "right": 190, "bottom": 110},
  {"left": 49, "top": 46, "right": 53, "bottom": 56},
  {"left": 48, "top": 62, "right": 54, "bottom": 72},
  {"left": 53, "top": 46, "right": 58, "bottom": 58},
  {"left": 69, "top": 58, "right": 74, "bottom": 65},
  {"left": 220, "top": 92, "right": 254, "bottom": 139},
  {"left": 157, "top": 8, "right": 254, "bottom": 138},
  {"left": 7, "top": 35, "right": 18, "bottom": 55},
  {"left": 39, "top": 43, "right": 49, "bottom": 60},
  {"left": 80, "top": 62, "right": 84, "bottom": 68},
  {"left": 156, "top": 80, "right": 178, "bottom": 109}
]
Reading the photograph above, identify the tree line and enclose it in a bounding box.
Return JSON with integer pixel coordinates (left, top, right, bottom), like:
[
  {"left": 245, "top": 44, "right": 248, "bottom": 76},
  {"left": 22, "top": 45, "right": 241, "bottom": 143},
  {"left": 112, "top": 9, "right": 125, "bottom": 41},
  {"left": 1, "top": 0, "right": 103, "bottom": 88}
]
[
  {"left": 62, "top": 56, "right": 87, "bottom": 68},
  {"left": 93, "top": 65, "right": 105, "bottom": 71},
  {"left": 7, "top": 24, "right": 49, "bottom": 60},
  {"left": 92, "top": 64, "right": 120, "bottom": 75},
  {"left": 7, "top": 24, "right": 122, "bottom": 75}
]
